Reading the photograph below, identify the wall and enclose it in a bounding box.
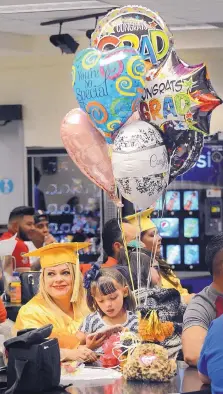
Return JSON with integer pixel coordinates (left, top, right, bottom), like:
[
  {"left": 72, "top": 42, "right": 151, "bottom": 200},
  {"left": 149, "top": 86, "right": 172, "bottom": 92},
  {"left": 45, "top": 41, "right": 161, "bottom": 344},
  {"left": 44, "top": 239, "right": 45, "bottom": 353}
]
[
  {"left": 0, "top": 36, "right": 223, "bottom": 147},
  {"left": 0, "top": 121, "right": 25, "bottom": 223}
]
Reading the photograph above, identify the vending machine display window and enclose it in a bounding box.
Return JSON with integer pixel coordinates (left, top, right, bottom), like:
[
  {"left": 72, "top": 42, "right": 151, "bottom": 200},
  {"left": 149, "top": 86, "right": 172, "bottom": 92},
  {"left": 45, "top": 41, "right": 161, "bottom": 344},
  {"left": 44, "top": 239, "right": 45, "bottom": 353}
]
[
  {"left": 183, "top": 191, "right": 199, "bottom": 211},
  {"left": 153, "top": 196, "right": 163, "bottom": 211},
  {"left": 165, "top": 191, "right": 181, "bottom": 211},
  {"left": 184, "top": 218, "right": 199, "bottom": 238},
  {"left": 152, "top": 218, "right": 179, "bottom": 238},
  {"left": 184, "top": 245, "right": 200, "bottom": 265},
  {"left": 166, "top": 245, "right": 181, "bottom": 265}
]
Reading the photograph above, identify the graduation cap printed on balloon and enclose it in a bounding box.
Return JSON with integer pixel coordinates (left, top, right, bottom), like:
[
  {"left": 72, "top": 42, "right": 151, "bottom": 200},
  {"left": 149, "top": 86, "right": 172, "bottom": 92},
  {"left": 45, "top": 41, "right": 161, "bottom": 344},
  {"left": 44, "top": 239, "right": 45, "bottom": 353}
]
[{"left": 140, "top": 50, "right": 222, "bottom": 138}]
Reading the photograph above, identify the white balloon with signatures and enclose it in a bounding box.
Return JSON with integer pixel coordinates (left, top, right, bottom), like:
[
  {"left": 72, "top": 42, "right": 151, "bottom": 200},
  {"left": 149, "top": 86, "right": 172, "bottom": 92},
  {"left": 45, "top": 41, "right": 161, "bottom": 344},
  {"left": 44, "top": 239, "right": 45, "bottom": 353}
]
[{"left": 112, "top": 120, "right": 169, "bottom": 209}]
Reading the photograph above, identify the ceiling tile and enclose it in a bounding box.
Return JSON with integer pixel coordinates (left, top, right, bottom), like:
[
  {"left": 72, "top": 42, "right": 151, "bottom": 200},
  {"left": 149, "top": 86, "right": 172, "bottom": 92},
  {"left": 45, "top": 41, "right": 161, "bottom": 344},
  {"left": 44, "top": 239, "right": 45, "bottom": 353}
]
[{"left": 0, "top": 0, "right": 223, "bottom": 35}]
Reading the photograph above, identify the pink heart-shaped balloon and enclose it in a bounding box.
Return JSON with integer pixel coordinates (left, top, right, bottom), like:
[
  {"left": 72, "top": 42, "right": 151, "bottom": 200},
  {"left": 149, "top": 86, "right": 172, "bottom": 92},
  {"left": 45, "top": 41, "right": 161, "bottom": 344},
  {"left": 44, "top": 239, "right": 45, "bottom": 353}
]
[{"left": 60, "top": 108, "right": 120, "bottom": 204}]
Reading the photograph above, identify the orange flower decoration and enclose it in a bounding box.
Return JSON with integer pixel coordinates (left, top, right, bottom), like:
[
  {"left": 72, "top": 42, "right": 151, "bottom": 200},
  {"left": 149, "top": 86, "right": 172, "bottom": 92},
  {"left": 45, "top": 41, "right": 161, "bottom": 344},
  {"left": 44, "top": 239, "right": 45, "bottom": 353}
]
[{"left": 138, "top": 310, "right": 174, "bottom": 342}]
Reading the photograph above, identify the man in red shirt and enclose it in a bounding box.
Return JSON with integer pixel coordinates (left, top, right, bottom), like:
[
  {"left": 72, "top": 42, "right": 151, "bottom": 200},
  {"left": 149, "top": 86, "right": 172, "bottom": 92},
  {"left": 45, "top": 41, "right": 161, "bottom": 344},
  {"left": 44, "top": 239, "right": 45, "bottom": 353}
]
[{"left": 0, "top": 206, "right": 35, "bottom": 271}]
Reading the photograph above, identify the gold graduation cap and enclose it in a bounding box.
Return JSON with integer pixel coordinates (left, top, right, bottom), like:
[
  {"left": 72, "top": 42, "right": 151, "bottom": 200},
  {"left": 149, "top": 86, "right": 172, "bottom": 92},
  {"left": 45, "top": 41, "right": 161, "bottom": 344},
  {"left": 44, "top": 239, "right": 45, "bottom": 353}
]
[
  {"left": 23, "top": 242, "right": 90, "bottom": 269},
  {"left": 24, "top": 242, "right": 91, "bottom": 302},
  {"left": 125, "top": 208, "right": 155, "bottom": 233}
]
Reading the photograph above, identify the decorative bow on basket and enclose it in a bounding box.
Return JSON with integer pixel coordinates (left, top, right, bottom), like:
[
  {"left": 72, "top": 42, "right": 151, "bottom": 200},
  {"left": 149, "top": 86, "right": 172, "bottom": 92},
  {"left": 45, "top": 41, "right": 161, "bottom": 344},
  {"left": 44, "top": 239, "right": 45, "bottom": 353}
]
[{"left": 138, "top": 309, "right": 174, "bottom": 342}]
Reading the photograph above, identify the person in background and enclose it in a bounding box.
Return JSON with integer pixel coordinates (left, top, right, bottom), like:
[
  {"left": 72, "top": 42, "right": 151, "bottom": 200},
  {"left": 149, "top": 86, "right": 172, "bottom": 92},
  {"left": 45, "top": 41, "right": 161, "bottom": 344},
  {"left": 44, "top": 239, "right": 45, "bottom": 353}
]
[
  {"left": 0, "top": 206, "right": 35, "bottom": 271},
  {"left": 30, "top": 211, "right": 56, "bottom": 249},
  {"left": 125, "top": 209, "right": 193, "bottom": 304},
  {"left": 76, "top": 267, "right": 137, "bottom": 351},
  {"left": 26, "top": 211, "right": 56, "bottom": 270},
  {"left": 79, "top": 218, "right": 138, "bottom": 276},
  {"left": 102, "top": 218, "right": 160, "bottom": 290},
  {"left": 14, "top": 242, "right": 97, "bottom": 363},
  {"left": 34, "top": 167, "right": 46, "bottom": 212},
  {"left": 182, "top": 233, "right": 223, "bottom": 366},
  {"left": 197, "top": 313, "right": 223, "bottom": 393}
]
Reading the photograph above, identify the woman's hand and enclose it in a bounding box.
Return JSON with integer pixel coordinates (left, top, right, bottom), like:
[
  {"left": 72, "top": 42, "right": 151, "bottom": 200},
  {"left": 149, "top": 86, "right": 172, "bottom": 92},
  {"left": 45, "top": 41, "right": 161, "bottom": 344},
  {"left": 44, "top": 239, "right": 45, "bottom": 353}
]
[
  {"left": 60, "top": 346, "right": 97, "bottom": 362},
  {"left": 86, "top": 333, "right": 107, "bottom": 350}
]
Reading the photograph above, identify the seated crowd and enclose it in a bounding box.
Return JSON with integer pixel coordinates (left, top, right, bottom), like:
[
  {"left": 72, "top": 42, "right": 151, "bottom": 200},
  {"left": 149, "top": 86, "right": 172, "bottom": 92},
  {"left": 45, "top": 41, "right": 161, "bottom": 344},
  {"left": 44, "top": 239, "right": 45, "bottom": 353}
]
[{"left": 0, "top": 205, "right": 223, "bottom": 392}]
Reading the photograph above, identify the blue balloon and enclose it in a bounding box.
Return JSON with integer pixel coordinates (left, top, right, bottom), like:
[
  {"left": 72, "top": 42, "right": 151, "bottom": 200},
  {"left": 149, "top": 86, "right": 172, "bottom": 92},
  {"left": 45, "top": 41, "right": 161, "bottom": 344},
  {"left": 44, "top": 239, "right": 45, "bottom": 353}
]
[{"left": 72, "top": 47, "right": 146, "bottom": 144}]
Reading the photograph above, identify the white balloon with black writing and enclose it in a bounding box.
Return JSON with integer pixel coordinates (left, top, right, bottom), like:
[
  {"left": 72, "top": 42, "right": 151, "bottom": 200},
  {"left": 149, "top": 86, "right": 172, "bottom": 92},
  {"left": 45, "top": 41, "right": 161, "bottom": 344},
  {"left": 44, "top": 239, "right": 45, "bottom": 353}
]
[{"left": 112, "top": 121, "right": 169, "bottom": 209}]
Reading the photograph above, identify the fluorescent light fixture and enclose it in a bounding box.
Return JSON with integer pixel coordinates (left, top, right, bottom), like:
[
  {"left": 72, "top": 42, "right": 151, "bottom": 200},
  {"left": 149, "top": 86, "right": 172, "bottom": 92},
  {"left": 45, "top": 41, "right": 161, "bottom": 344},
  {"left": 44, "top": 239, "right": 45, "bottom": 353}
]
[
  {"left": 0, "top": 1, "right": 116, "bottom": 14},
  {"left": 171, "top": 24, "right": 219, "bottom": 31}
]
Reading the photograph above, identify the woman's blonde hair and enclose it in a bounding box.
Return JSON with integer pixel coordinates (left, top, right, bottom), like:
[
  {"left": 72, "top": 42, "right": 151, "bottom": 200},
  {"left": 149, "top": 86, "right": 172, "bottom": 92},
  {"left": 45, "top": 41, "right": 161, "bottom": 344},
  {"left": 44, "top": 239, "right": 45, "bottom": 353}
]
[{"left": 39, "top": 263, "right": 87, "bottom": 319}]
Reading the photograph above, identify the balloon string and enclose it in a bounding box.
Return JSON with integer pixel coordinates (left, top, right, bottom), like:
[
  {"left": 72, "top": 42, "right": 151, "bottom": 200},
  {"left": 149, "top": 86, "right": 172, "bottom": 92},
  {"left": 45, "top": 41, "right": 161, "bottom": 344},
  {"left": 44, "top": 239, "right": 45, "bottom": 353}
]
[
  {"left": 144, "top": 166, "right": 170, "bottom": 303},
  {"left": 144, "top": 209, "right": 157, "bottom": 303},
  {"left": 117, "top": 206, "right": 137, "bottom": 305},
  {"left": 135, "top": 205, "right": 142, "bottom": 302},
  {"left": 97, "top": 189, "right": 104, "bottom": 265},
  {"left": 108, "top": 144, "right": 123, "bottom": 207},
  {"left": 108, "top": 145, "right": 113, "bottom": 159}
]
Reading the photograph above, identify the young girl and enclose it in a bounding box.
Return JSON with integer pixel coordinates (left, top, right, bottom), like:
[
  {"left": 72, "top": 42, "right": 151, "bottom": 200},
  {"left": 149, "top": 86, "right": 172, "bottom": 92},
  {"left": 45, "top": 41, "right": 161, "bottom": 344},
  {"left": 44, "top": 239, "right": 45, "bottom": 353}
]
[{"left": 76, "top": 266, "right": 138, "bottom": 350}]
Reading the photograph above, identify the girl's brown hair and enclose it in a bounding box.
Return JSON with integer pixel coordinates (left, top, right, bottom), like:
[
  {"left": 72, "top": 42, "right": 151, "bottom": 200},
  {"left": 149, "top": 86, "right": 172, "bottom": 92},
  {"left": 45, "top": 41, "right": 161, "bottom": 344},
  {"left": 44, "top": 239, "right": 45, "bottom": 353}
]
[{"left": 86, "top": 268, "right": 136, "bottom": 315}]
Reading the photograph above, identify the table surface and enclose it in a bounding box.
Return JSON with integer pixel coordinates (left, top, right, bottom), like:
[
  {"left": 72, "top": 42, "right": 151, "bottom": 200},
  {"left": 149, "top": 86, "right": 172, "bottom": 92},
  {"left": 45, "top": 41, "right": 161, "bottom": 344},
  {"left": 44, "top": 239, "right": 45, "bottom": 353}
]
[
  {"left": 65, "top": 365, "right": 211, "bottom": 394},
  {"left": 0, "top": 363, "right": 211, "bottom": 394}
]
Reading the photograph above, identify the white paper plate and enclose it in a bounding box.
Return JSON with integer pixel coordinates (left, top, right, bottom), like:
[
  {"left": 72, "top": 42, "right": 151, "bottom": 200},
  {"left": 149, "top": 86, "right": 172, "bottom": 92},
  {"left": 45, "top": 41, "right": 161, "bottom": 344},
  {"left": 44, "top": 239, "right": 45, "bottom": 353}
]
[{"left": 60, "top": 367, "right": 122, "bottom": 387}]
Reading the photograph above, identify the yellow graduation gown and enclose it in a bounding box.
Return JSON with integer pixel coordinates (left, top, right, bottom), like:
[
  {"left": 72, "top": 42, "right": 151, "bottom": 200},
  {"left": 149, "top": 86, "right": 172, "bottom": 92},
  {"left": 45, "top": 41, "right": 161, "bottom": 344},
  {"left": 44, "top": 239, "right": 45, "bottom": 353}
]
[
  {"left": 161, "top": 273, "right": 189, "bottom": 296},
  {"left": 15, "top": 293, "right": 88, "bottom": 349}
]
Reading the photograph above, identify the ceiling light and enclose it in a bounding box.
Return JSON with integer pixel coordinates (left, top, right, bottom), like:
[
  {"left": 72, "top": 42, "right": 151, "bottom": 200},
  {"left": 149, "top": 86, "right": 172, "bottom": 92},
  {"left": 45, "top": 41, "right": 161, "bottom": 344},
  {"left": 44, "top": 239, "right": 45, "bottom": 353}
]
[
  {"left": 50, "top": 33, "right": 79, "bottom": 54},
  {"left": 86, "top": 29, "right": 94, "bottom": 39},
  {"left": 0, "top": 1, "right": 115, "bottom": 14},
  {"left": 49, "top": 23, "right": 79, "bottom": 54}
]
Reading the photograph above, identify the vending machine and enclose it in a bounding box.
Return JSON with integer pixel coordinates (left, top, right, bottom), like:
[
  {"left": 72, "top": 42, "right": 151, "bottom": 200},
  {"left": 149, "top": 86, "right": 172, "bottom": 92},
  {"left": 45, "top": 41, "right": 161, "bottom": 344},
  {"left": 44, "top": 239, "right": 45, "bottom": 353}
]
[
  {"left": 151, "top": 135, "right": 223, "bottom": 271},
  {"left": 122, "top": 134, "right": 223, "bottom": 271}
]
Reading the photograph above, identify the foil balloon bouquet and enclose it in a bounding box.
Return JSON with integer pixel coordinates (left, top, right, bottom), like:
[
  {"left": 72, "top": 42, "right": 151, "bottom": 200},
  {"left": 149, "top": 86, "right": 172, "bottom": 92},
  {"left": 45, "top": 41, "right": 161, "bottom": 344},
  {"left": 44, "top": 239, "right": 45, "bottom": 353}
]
[{"left": 61, "top": 4, "right": 222, "bottom": 210}]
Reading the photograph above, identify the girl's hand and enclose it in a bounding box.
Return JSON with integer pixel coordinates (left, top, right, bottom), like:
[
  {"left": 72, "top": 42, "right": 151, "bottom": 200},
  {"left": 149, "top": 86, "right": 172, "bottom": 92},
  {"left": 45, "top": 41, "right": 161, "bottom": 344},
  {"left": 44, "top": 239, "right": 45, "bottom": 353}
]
[
  {"left": 86, "top": 333, "right": 107, "bottom": 350},
  {"left": 60, "top": 346, "right": 97, "bottom": 362}
]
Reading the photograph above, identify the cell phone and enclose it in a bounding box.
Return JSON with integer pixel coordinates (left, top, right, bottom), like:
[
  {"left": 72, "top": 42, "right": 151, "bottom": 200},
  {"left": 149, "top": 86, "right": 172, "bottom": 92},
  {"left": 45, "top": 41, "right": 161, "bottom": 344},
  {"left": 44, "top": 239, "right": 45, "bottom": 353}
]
[{"left": 87, "top": 325, "right": 123, "bottom": 341}]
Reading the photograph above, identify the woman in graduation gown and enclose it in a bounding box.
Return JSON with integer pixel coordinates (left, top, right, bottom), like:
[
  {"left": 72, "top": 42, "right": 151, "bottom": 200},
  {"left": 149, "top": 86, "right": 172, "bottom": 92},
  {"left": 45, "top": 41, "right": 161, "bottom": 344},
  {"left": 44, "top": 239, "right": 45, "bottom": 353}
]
[
  {"left": 14, "top": 242, "right": 97, "bottom": 362},
  {"left": 125, "top": 209, "right": 194, "bottom": 304}
]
